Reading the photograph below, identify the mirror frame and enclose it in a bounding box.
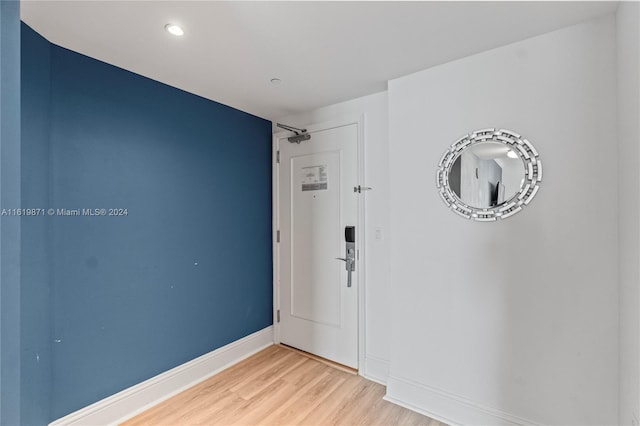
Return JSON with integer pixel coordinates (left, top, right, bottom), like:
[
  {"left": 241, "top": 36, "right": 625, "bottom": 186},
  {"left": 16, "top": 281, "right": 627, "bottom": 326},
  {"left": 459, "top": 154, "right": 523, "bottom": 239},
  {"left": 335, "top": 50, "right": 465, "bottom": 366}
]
[{"left": 436, "top": 128, "right": 542, "bottom": 221}]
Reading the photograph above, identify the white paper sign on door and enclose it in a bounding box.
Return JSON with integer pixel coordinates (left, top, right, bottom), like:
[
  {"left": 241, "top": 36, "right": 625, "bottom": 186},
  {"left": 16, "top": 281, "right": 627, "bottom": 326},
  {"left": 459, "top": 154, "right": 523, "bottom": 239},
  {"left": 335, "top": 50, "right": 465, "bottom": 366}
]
[{"left": 301, "top": 165, "right": 328, "bottom": 191}]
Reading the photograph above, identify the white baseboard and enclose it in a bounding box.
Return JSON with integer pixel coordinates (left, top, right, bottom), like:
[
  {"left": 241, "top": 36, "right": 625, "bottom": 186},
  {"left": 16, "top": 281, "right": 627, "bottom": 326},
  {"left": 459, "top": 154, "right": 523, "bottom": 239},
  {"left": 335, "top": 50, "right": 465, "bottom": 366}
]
[
  {"left": 385, "top": 375, "right": 540, "bottom": 426},
  {"left": 49, "top": 326, "right": 274, "bottom": 426},
  {"left": 362, "top": 355, "right": 389, "bottom": 385}
]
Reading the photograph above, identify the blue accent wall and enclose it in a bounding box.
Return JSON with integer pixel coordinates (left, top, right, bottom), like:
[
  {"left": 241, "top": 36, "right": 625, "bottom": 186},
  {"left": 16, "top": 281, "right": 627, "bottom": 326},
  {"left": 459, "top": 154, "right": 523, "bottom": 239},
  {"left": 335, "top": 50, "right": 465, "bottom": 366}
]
[
  {"left": 19, "top": 23, "right": 273, "bottom": 422},
  {"left": 21, "top": 23, "right": 53, "bottom": 424},
  {"left": 1, "top": 2, "right": 22, "bottom": 424}
]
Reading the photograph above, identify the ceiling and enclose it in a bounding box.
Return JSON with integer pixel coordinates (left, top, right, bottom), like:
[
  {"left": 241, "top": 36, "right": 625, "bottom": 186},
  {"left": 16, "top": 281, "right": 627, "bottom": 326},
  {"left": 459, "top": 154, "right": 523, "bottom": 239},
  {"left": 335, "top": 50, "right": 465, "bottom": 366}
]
[{"left": 21, "top": 1, "right": 617, "bottom": 120}]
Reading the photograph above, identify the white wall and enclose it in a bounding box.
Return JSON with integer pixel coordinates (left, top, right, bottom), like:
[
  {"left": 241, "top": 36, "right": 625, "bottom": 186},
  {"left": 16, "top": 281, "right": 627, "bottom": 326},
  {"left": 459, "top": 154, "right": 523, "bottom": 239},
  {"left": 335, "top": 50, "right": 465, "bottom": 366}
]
[
  {"left": 617, "top": 2, "right": 640, "bottom": 425},
  {"left": 386, "top": 15, "right": 618, "bottom": 425},
  {"left": 276, "top": 91, "right": 392, "bottom": 383}
]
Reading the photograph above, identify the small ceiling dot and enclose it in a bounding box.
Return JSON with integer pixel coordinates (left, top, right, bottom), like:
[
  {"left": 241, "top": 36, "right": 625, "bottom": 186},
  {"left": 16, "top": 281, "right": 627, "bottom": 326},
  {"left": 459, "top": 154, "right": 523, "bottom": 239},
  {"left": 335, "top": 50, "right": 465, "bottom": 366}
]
[{"left": 270, "top": 78, "right": 282, "bottom": 85}]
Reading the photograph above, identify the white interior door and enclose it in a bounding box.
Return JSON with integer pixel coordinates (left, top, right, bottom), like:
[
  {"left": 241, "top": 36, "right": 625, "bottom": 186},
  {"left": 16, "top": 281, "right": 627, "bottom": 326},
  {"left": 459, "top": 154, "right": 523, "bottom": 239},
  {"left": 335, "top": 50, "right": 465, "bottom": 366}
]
[{"left": 277, "top": 123, "right": 359, "bottom": 369}]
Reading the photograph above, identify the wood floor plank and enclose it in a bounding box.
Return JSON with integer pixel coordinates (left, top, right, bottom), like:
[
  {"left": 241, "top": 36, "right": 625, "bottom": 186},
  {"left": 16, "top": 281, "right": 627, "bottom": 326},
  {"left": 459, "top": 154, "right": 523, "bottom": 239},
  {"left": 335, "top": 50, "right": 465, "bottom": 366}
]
[
  {"left": 204, "top": 379, "right": 296, "bottom": 425},
  {"left": 258, "top": 371, "right": 345, "bottom": 425},
  {"left": 234, "top": 353, "right": 307, "bottom": 400},
  {"left": 281, "top": 358, "right": 327, "bottom": 387},
  {"left": 315, "top": 377, "right": 380, "bottom": 425},
  {"left": 122, "top": 345, "right": 445, "bottom": 426},
  {"left": 225, "top": 379, "right": 300, "bottom": 426},
  {"left": 297, "top": 373, "right": 364, "bottom": 425}
]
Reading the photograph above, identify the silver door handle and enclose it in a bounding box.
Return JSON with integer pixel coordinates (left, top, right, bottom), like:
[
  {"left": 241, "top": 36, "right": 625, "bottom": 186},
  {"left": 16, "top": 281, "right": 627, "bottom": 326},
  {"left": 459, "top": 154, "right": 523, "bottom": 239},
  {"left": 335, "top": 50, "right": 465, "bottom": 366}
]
[
  {"left": 337, "top": 226, "right": 356, "bottom": 288},
  {"left": 335, "top": 257, "right": 354, "bottom": 287},
  {"left": 335, "top": 257, "right": 353, "bottom": 266}
]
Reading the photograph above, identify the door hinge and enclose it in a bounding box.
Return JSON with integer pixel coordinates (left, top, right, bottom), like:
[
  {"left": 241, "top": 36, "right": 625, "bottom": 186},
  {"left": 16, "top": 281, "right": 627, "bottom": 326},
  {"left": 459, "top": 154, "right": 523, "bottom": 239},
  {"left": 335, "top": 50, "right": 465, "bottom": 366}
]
[
  {"left": 276, "top": 151, "right": 280, "bottom": 164},
  {"left": 277, "top": 310, "right": 280, "bottom": 323},
  {"left": 276, "top": 230, "right": 280, "bottom": 243}
]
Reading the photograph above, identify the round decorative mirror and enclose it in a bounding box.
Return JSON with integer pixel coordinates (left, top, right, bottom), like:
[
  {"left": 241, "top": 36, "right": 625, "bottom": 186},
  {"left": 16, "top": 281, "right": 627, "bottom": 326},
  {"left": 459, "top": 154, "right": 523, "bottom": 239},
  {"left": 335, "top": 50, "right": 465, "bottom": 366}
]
[{"left": 436, "top": 128, "right": 542, "bottom": 221}]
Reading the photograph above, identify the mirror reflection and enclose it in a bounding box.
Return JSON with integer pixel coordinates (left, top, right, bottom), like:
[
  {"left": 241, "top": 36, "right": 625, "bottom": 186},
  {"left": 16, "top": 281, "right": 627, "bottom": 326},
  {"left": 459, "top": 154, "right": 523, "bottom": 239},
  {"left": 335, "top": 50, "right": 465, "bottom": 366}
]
[{"left": 448, "top": 142, "right": 525, "bottom": 208}]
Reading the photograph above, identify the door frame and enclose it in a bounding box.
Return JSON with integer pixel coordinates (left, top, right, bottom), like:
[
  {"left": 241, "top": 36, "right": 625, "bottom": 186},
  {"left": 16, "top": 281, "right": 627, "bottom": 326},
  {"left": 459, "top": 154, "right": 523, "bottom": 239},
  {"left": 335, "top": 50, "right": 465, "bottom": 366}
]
[{"left": 272, "top": 116, "right": 366, "bottom": 371}]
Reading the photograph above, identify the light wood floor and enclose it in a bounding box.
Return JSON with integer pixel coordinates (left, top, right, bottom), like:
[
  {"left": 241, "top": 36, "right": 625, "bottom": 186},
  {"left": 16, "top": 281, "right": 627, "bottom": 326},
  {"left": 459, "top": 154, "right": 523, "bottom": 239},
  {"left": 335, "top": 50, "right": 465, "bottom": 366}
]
[{"left": 122, "top": 345, "right": 444, "bottom": 426}]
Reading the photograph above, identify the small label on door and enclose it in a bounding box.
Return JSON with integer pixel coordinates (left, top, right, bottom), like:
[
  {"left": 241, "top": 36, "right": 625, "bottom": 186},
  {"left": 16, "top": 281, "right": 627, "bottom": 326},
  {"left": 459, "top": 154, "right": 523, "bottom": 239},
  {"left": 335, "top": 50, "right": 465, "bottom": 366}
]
[{"left": 301, "top": 165, "right": 327, "bottom": 191}]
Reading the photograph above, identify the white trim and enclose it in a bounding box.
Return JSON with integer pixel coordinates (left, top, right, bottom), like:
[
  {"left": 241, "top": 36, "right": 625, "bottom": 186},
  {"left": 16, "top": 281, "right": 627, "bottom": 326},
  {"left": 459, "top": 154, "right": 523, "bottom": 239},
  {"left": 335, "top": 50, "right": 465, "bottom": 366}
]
[
  {"left": 356, "top": 114, "right": 366, "bottom": 374},
  {"left": 362, "top": 354, "right": 389, "bottom": 385},
  {"left": 272, "top": 134, "right": 281, "bottom": 344},
  {"left": 49, "top": 326, "right": 274, "bottom": 426},
  {"left": 385, "top": 375, "right": 541, "bottom": 426},
  {"left": 273, "top": 116, "right": 366, "bottom": 370}
]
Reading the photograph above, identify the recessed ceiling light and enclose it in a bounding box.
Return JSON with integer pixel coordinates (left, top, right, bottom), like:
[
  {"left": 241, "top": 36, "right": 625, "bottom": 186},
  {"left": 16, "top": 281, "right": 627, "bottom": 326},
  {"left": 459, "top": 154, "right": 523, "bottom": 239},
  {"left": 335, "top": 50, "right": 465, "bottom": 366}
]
[
  {"left": 507, "top": 150, "right": 519, "bottom": 159},
  {"left": 270, "top": 78, "right": 282, "bottom": 85},
  {"left": 165, "top": 24, "right": 184, "bottom": 37}
]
